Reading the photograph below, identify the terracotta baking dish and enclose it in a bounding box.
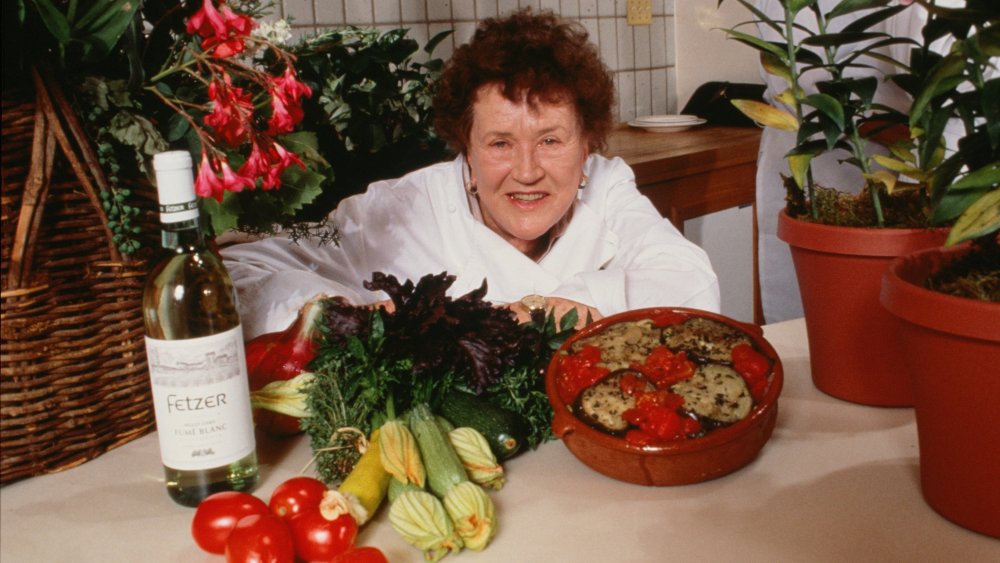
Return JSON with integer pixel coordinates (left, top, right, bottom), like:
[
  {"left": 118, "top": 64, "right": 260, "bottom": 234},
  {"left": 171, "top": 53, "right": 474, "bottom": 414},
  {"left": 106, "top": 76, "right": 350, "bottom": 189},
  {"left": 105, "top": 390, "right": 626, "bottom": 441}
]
[{"left": 545, "top": 307, "right": 783, "bottom": 486}]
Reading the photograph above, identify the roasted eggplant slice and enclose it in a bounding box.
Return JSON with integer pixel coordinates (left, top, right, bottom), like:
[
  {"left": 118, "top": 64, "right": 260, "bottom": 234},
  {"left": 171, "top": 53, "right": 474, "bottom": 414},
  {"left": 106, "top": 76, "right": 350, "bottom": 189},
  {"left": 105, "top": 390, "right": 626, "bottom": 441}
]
[
  {"left": 570, "top": 320, "right": 662, "bottom": 371},
  {"left": 575, "top": 370, "right": 652, "bottom": 433},
  {"left": 661, "top": 317, "right": 751, "bottom": 363},
  {"left": 670, "top": 363, "right": 752, "bottom": 423}
]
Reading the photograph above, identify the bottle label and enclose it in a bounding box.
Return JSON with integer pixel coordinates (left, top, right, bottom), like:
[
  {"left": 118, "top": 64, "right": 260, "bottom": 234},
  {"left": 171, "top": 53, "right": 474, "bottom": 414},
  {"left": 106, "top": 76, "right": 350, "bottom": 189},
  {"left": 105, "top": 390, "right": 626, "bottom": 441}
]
[{"left": 145, "top": 326, "right": 256, "bottom": 471}]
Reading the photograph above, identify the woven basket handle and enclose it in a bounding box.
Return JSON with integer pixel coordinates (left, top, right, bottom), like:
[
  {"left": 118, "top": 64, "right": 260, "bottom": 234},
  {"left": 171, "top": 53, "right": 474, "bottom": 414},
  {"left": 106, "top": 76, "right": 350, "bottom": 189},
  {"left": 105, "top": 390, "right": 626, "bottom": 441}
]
[{"left": 6, "top": 66, "right": 120, "bottom": 291}]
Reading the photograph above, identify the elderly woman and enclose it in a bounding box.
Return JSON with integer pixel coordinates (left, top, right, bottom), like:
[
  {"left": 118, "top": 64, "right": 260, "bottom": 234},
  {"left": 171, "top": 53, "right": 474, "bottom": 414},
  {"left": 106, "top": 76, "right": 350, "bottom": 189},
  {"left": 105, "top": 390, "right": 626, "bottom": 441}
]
[{"left": 223, "top": 9, "right": 719, "bottom": 338}]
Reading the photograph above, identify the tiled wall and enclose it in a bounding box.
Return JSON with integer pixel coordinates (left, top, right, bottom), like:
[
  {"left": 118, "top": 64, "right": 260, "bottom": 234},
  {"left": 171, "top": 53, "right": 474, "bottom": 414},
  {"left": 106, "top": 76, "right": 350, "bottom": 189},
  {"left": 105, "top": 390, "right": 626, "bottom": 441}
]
[{"left": 274, "top": 0, "right": 678, "bottom": 122}]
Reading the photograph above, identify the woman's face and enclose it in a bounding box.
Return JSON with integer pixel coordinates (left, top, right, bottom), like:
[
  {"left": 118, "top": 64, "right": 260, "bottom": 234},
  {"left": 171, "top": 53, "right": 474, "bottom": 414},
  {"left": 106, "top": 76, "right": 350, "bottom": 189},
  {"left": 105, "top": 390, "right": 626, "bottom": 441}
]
[{"left": 465, "top": 84, "right": 589, "bottom": 258}]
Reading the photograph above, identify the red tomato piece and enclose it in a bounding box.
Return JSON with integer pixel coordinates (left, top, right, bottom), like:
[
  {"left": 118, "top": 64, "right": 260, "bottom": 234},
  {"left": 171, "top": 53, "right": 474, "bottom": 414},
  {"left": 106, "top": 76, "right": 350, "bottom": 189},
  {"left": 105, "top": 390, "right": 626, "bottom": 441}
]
[
  {"left": 618, "top": 371, "right": 646, "bottom": 396},
  {"left": 192, "top": 491, "right": 270, "bottom": 555},
  {"left": 269, "top": 476, "right": 328, "bottom": 520},
  {"left": 289, "top": 510, "right": 358, "bottom": 562},
  {"left": 557, "top": 345, "right": 610, "bottom": 403},
  {"left": 633, "top": 346, "right": 695, "bottom": 386},
  {"left": 332, "top": 546, "right": 390, "bottom": 563},
  {"left": 731, "top": 344, "right": 771, "bottom": 401},
  {"left": 225, "top": 513, "right": 295, "bottom": 563},
  {"left": 650, "top": 310, "right": 687, "bottom": 327}
]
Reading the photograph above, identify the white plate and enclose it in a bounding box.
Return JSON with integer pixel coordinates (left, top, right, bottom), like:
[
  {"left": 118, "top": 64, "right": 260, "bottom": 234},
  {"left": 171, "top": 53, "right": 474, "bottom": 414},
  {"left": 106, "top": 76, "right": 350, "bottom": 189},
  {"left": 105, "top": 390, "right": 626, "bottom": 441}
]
[
  {"left": 631, "top": 114, "right": 702, "bottom": 125},
  {"left": 628, "top": 117, "right": 707, "bottom": 133}
]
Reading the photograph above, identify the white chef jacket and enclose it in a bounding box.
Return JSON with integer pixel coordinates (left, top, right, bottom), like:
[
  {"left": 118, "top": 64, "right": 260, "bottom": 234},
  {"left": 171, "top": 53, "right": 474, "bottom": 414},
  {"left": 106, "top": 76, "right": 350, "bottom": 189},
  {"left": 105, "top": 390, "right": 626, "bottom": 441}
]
[
  {"left": 222, "top": 154, "right": 720, "bottom": 338},
  {"left": 754, "top": 0, "right": 930, "bottom": 323}
]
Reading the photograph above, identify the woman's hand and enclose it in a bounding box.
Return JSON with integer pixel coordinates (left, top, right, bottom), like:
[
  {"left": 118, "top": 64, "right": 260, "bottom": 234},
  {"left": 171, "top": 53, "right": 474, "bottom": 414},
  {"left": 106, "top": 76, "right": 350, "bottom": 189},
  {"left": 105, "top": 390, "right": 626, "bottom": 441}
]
[{"left": 506, "top": 295, "right": 602, "bottom": 329}]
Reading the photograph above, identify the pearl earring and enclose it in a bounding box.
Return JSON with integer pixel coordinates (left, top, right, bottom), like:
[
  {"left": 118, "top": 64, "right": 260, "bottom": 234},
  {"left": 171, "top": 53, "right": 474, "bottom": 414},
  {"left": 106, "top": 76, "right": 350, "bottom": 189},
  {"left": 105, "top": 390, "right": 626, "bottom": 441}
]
[{"left": 579, "top": 173, "right": 588, "bottom": 190}]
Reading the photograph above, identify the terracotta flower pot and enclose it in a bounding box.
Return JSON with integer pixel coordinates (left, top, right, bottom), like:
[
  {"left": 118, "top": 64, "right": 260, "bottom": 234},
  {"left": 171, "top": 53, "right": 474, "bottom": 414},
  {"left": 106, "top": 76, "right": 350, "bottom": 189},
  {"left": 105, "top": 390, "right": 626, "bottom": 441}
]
[
  {"left": 880, "top": 244, "right": 1000, "bottom": 538},
  {"left": 777, "top": 210, "right": 947, "bottom": 406}
]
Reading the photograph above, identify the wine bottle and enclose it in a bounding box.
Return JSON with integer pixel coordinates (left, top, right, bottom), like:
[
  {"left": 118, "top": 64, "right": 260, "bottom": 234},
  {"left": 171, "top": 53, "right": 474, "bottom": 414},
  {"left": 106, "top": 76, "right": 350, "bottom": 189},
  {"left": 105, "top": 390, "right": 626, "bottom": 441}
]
[{"left": 143, "top": 151, "right": 258, "bottom": 507}]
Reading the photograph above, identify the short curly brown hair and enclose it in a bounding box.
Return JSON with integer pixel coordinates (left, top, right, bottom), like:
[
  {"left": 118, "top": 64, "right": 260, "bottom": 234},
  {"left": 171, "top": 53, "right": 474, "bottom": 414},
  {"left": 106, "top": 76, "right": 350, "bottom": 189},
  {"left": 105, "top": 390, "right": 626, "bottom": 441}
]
[{"left": 433, "top": 8, "right": 616, "bottom": 156}]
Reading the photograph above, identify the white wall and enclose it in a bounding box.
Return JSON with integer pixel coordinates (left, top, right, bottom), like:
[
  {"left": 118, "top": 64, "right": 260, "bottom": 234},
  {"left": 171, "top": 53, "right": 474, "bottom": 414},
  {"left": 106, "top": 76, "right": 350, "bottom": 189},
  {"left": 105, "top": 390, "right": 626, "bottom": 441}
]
[
  {"left": 676, "top": 1, "right": 762, "bottom": 323},
  {"left": 674, "top": 0, "right": 762, "bottom": 108}
]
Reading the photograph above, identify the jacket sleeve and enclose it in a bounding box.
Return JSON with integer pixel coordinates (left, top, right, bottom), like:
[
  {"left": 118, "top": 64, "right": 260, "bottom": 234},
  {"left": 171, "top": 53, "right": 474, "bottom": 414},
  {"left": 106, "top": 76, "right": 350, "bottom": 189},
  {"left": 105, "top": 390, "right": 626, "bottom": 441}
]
[
  {"left": 551, "top": 157, "right": 721, "bottom": 314},
  {"left": 221, "top": 194, "right": 378, "bottom": 339}
]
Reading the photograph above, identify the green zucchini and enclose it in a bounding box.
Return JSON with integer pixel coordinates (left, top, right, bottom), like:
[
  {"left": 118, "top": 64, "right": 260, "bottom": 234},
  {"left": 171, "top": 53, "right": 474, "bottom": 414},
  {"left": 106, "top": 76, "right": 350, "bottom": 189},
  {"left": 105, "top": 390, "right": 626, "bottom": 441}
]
[
  {"left": 440, "top": 391, "right": 529, "bottom": 461},
  {"left": 408, "top": 403, "right": 468, "bottom": 498}
]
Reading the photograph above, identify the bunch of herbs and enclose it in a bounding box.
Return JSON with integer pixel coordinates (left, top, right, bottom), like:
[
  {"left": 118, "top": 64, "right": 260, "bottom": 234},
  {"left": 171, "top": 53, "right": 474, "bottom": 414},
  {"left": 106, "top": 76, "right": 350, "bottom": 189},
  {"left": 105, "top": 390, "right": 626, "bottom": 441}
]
[{"left": 300, "top": 272, "right": 576, "bottom": 482}]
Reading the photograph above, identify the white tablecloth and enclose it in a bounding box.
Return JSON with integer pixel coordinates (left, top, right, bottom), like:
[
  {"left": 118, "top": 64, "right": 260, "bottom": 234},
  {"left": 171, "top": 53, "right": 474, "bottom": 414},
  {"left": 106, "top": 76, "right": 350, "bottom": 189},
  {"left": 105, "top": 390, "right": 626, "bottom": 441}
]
[{"left": 2, "top": 318, "right": 997, "bottom": 562}]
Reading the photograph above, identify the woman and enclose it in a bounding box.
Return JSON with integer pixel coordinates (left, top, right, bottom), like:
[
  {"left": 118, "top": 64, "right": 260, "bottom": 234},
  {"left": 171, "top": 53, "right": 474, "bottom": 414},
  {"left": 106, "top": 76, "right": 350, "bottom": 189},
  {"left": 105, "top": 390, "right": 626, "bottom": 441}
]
[{"left": 223, "top": 9, "right": 719, "bottom": 339}]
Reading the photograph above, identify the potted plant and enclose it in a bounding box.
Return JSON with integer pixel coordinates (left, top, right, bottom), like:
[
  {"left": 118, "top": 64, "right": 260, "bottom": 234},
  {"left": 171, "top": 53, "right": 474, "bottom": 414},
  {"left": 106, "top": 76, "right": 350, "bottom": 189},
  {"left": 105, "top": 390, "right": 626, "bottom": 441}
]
[
  {"left": 877, "top": 0, "right": 999, "bottom": 538},
  {"left": 716, "top": 0, "right": 990, "bottom": 406}
]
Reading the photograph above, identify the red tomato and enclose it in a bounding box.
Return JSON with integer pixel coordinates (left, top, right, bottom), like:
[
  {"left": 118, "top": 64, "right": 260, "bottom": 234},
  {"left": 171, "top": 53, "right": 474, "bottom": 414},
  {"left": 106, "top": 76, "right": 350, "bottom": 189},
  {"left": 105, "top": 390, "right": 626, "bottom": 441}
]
[
  {"left": 192, "top": 491, "right": 269, "bottom": 554},
  {"left": 269, "top": 476, "right": 328, "bottom": 520},
  {"left": 650, "top": 310, "right": 686, "bottom": 327},
  {"left": 333, "top": 546, "right": 390, "bottom": 563},
  {"left": 289, "top": 510, "right": 358, "bottom": 562},
  {"left": 557, "top": 345, "right": 609, "bottom": 403},
  {"left": 225, "top": 513, "right": 295, "bottom": 563},
  {"left": 731, "top": 344, "right": 771, "bottom": 401}
]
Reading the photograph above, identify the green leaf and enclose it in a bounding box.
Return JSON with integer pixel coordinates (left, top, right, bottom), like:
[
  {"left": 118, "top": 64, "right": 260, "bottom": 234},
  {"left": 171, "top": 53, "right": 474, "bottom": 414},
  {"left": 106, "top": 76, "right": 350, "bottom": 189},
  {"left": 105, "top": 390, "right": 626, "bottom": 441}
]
[
  {"left": 760, "top": 51, "right": 793, "bottom": 84},
  {"left": 841, "top": 4, "right": 908, "bottom": 35},
  {"left": 108, "top": 111, "right": 169, "bottom": 155},
  {"left": 28, "top": 0, "right": 69, "bottom": 43},
  {"left": 802, "top": 93, "right": 845, "bottom": 130},
  {"left": 723, "top": 29, "right": 790, "bottom": 61},
  {"left": 801, "top": 31, "right": 887, "bottom": 48},
  {"left": 202, "top": 194, "right": 241, "bottom": 236},
  {"left": 943, "top": 162, "right": 1000, "bottom": 193},
  {"left": 165, "top": 113, "right": 189, "bottom": 142},
  {"left": 828, "top": 0, "right": 892, "bottom": 19},
  {"left": 785, "top": 0, "right": 818, "bottom": 17},
  {"left": 73, "top": 0, "right": 140, "bottom": 63},
  {"left": 788, "top": 153, "right": 814, "bottom": 189},
  {"left": 731, "top": 99, "right": 799, "bottom": 130},
  {"left": 945, "top": 188, "right": 1000, "bottom": 246},
  {"left": 909, "top": 53, "right": 966, "bottom": 126}
]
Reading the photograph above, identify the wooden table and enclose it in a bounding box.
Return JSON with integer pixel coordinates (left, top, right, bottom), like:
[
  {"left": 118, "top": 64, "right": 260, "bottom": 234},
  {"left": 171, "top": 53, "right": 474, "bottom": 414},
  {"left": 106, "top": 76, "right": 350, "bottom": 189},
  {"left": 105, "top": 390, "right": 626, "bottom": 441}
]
[
  {"left": 605, "top": 124, "right": 763, "bottom": 322},
  {"left": 4, "top": 318, "right": 998, "bottom": 562},
  {"left": 605, "top": 124, "right": 761, "bottom": 231}
]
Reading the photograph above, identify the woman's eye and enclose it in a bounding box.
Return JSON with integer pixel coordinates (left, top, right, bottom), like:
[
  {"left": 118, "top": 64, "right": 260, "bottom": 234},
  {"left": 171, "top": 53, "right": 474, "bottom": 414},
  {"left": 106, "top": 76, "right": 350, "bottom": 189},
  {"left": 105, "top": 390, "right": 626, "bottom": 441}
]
[
  {"left": 541, "top": 137, "right": 559, "bottom": 146},
  {"left": 490, "top": 140, "right": 509, "bottom": 149}
]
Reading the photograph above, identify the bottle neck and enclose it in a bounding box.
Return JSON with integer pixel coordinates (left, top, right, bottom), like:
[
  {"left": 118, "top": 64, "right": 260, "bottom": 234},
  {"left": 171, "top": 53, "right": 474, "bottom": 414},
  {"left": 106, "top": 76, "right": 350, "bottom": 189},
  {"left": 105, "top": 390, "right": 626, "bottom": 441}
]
[{"left": 161, "top": 217, "right": 205, "bottom": 251}]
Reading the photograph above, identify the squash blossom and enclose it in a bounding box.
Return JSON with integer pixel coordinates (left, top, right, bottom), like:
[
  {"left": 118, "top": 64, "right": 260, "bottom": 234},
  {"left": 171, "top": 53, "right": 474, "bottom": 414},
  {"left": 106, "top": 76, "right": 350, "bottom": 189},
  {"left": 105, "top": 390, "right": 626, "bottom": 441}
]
[
  {"left": 378, "top": 420, "right": 426, "bottom": 487},
  {"left": 448, "top": 427, "right": 505, "bottom": 490},
  {"left": 389, "top": 489, "right": 463, "bottom": 561},
  {"left": 443, "top": 481, "right": 497, "bottom": 551}
]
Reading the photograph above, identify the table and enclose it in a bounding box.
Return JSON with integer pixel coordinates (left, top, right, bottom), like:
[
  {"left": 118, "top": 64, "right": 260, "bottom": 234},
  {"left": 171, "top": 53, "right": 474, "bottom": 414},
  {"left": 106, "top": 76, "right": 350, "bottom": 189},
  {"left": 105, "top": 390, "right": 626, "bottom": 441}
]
[
  {"left": 605, "top": 125, "right": 761, "bottom": 234},
  {"left": 2, "top": 318, "right": 997, "bottom": 562}
]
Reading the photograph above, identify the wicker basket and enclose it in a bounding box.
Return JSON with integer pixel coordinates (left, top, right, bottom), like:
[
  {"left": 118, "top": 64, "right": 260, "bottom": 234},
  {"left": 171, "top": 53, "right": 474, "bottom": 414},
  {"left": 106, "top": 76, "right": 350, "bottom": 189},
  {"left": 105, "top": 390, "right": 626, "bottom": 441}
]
[{"left": 1, "top": 67, "right": 158, "bottom": 484}]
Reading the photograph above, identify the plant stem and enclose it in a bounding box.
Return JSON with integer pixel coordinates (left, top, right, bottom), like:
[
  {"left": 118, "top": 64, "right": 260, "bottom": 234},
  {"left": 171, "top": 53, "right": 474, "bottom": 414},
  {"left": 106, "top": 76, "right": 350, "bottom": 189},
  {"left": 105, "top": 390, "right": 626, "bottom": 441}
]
[{"left": 783, "top": 7, "right": 815, "bottom": 220}]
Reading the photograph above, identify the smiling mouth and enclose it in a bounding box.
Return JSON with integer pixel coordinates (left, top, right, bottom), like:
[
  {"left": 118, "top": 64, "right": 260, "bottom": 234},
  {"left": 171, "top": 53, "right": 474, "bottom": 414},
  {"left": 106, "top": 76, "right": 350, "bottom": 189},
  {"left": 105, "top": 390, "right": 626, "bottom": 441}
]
[{"left": 510, "top": 193, "right": 545, "bottom": 202}]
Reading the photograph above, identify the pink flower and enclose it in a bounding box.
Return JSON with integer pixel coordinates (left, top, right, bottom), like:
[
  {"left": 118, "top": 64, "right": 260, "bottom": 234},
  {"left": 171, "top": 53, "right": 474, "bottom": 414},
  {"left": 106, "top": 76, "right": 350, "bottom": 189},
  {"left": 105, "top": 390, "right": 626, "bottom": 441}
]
[
  {"left": 187, "top": 1, "right": 256, "bottom": 58},
  {"left": 266, "top": 94, "right": 297, "bottom": 136},
  {"left": 274, "top": 67, "right": 313, "bottom": 101},
  {"left": 237, "top": 140, "right": 272, "bottom": 184},
  {"left": 204, "top": 75, "right": 254, "bottom": 147},
  {"left": 195, "top": 152, "right": 225, "bottom": 201},
  {"left": 194, "top": 153, "right": 254, "bottom": 202},
  {"left": 186, "top": 0, "right": 227, "bottom": 39},
  {"left": 266, "top": 68, "right": 312, "bottom": 135},
  {"left": 260, "top": 141, "right": 305, "bottom": 190},
  {"left": 220, "top": 4, "right": 255, "bottom": 37},
  {"left": 219, "top": 161, "right": 254, "bottom": 195}
]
